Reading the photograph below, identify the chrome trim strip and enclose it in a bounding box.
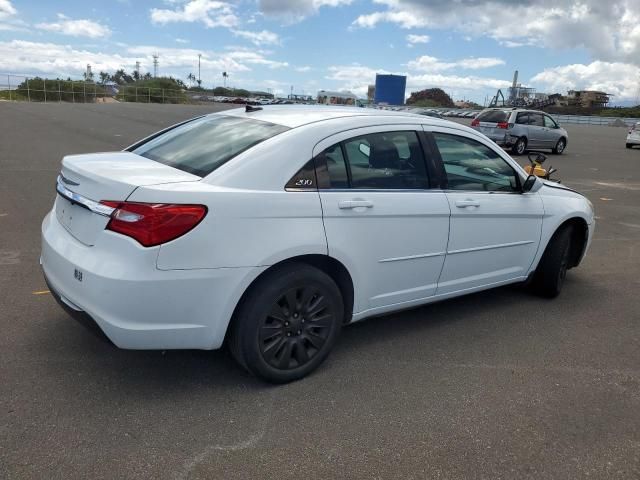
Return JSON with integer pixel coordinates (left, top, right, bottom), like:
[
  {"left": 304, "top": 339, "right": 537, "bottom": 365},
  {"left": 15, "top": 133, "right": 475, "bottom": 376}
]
[
  {"left": 56, "top": 176, "right": 115, "bottom": 217},
  {"left": 379, "top": 251, "right": 445, "bottom": 263},
  {"left": 447, "top": 240, "right": 534, "bottom": 255}
]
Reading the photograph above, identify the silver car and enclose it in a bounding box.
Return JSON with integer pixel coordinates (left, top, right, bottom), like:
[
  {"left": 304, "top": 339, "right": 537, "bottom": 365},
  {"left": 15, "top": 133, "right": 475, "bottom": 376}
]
[{"left": 471, "top": 108, "right": 568, "bottom": 155}]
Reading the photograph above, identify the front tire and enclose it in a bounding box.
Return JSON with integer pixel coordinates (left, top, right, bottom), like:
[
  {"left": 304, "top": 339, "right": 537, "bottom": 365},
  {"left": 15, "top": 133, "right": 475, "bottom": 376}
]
[
  {"left": 627, "top": 143, "right": 633, "bottom": 149},
  {"left": 511, "top": 137, "right": 527, "bottom": 155},
  {"left": 532, "top": 226, "right": 573, "bottom": 298},
  {"left": 229, "top": 263, "right": 343, "bottom": 383},
  {"left": 553, "top": 138, "right": 566, "bottom": 154}
]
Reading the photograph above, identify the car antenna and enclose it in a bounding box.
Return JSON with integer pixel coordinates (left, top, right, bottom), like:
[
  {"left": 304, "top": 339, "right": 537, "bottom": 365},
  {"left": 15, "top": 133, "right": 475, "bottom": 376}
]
[{"left": 246, "top": 105, "right": 263, "bottom": 113}]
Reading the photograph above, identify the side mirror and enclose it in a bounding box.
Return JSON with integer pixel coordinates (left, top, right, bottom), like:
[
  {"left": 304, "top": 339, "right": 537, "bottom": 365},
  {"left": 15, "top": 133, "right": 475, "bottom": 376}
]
[{"left": 522, "top": 175, "right": 537, "bottom": 193}]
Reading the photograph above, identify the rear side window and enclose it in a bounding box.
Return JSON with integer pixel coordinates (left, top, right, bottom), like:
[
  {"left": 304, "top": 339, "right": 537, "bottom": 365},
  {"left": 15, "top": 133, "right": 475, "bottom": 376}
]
[
  {"left": 476, "top": 110, "right": 508, "bottom": 123},
  {"left": 516, "top": 113, "right": 529, "bottom": 124},
  {"left": 343, "top": 131, "right": 429, "bottom": 189},
  {"left": 132, "top": 115, "right": 289, "bottom": 177},
  {"left": 528, "top": 114, "right": 544, "bottom": 127}
]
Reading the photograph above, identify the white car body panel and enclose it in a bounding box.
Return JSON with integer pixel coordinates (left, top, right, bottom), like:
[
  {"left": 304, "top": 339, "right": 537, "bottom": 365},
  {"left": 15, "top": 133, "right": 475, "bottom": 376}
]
[
  {"left": 41, "top": 106, "right": 595, "bottom": 350},
  {"left": 627, "top": 123, "right": 640, "bottom": 145}
]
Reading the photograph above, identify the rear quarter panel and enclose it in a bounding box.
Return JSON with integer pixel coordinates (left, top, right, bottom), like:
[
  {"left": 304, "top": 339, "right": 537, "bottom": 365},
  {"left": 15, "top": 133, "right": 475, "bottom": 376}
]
[{"left": 127, "top": 183, "right": 327, "bottom": 270}]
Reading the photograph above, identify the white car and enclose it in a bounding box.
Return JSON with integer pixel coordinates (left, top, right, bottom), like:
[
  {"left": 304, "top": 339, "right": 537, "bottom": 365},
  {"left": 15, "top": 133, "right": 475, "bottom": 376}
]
[
  {"left": 626, "top": 122, "right": 640, "bottom": 148},
  {"left": 41, "top": 106, "right": 595, "bottom": 383}
]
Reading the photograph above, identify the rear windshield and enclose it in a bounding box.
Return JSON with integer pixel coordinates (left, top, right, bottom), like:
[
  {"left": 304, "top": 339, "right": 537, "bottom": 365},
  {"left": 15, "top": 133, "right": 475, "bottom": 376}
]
[
  {"left": 132, "top": 115, "right": 289, "bottom": 177},
  {"left": 476, "top": 110, "right": 508, "bottom": 123}
]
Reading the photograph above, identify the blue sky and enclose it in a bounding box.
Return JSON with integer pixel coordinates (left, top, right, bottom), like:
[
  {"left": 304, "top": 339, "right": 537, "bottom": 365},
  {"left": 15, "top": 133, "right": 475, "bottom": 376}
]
[{"left": 1, "top": 0, "right": 639, "bottom": 104}]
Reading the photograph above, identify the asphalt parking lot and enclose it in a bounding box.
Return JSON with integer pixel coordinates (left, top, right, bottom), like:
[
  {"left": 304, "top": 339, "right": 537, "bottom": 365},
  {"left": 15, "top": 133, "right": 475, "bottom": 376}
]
[{"left": 1, "top": 102, "right": 639, "bottom": 479}]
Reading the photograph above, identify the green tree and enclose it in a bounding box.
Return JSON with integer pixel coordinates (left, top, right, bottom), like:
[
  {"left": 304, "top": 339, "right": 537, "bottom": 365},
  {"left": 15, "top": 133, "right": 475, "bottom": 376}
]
[{"left": 98, "top": 71, "right": 111, "bottom": 84}]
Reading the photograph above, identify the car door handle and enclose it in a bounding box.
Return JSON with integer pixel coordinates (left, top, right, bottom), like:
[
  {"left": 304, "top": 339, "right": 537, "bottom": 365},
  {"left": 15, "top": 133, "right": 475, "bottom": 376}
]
[
  {"left": 455, "top": 200, "right": 480, "bottom": 208},
  {"left": 338, "top": 200, "right": 374, "bottom": 209}
]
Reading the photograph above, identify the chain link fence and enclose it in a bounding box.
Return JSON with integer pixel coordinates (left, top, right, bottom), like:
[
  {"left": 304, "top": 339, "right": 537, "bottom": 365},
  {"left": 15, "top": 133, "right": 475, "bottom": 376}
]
[{"left": 0, "top": 74, "right": 190, "bottom": 104}]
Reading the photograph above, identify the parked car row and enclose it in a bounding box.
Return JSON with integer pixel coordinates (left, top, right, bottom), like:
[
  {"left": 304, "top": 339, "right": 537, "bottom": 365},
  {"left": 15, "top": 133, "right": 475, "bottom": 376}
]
[{"left": 442, "top": 110, "right": 479, "bottom": 118}]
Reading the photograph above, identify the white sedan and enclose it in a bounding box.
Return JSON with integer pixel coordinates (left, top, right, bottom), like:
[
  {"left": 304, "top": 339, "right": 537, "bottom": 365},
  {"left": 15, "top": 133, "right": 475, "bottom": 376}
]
[
  {"left": 627, "top": 122, "right": 640, "bottom": 148},
  {"left": 41, "top": 106, "right": 595, "bottom": 382}
]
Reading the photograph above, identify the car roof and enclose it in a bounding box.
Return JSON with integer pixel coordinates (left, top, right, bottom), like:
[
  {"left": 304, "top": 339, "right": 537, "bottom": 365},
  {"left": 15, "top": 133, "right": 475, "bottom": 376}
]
[{"left": 215, "top": 105, "right": 443, "bottom": 129}]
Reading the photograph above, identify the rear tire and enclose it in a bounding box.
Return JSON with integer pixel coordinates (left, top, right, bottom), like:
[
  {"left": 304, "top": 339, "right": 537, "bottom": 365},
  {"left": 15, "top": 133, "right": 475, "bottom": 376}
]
[
  {"left": 511, "top": 137, "right": 527, "bottom": 155},
  {"left": 532, "top": 226, "right": 573, "bottom": 298},
  {"left": 552, "top": 138, "right": 566, "bottom": 154},
  {"left": 229, "top": 263, "right": 343, "bottom": 383}
]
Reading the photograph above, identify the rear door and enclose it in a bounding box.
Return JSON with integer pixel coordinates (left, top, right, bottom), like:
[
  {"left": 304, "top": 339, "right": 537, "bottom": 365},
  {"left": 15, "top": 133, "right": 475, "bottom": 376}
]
[
  {"left": 427, "top": 128, "right": 544, "bottom": 295},
  {"left": 315, "top": 126, "right": 450, "bottom": 313},
  {"left": 474, "top": 109, "right": 509, "bottom": 143}
]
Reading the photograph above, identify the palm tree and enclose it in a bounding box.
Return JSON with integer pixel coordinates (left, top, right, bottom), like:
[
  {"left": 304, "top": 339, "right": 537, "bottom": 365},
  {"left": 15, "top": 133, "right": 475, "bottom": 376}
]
[
  {"left": 187, "top": 73, "right": 196, "bottom": 87},
  {"left": 98, "top": 71, "right": 111, "bottom": 85}
]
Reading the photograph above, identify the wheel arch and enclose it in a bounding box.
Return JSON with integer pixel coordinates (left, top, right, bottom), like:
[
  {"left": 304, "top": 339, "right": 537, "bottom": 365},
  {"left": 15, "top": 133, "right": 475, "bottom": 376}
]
[
  {"left": 542, "top": 217, "right": 589, "bottom": 269},
  {"left": 563, "top": 217, "right": 588, "bottom": 268},
  {"left": 224, "top": 254, "right": 355, "bottom": 345}
]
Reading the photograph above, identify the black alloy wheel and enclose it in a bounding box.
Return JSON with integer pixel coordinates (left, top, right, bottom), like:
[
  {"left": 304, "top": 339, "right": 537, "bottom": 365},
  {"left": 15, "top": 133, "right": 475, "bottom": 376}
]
[
  {"left": 259, "top": 286, "right": 334, "bottom": 370},
  {"left": 229, "top": 263, "right": 343, "bottom": 383}
]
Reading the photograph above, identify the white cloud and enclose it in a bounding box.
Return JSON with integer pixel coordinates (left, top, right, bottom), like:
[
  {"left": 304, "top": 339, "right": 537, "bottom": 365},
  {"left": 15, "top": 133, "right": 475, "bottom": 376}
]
[
  {"left": 35, "top": 14, "right": 111, "bottom": 38},
  {"left": 408, "top": 55, "right": 505, "bottom": 72},
  {"left": 406, "top": 34, "right": 430, "bottom": 47},
  {"left": 0, "top": 0, "right": 27, "bottom": 31},
  {"left": 257, "top": 0, "right": 352, "bottom": 22},
  {"left": 531, "top": 61, "right": 640, "bottom": 100},
  {"left": 150, "top": 0, "right": 238, "bottom": 28},
  {"left": 295, "top": 66, "right": 312, "bottom": 72},
  {"left": 0, "top": 40, "right": 289, "bottom": 79},
  {"left": 0, "top": 0, "right": 16, "bottom": 19},
  {"left": 175, "top": 38, "right": 189, "bottom": 44},
  {"left": 230, "top": 29, "right": 280, "bottom": 46},
  {"left": 351, "top": 0, "right": 640, "bottom": 64}
]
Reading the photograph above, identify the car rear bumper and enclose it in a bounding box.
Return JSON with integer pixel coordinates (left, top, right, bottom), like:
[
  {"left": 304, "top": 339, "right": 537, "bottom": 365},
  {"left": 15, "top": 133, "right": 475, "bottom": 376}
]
[
  {"left": 41, "top": 211, "right": 264, "bottom": 350},
  {"left": 471, "top": 128, "right": 512, "bottom": 146}
]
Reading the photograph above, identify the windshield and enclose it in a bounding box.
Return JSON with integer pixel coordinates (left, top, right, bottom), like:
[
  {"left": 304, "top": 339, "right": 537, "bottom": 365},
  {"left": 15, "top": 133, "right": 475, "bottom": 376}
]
[
  {"left": 476, "top": 110, "right": 509, "bottom": 123},
  {"left": 132, "top": 115, "right": 289, "bottom": 177}
]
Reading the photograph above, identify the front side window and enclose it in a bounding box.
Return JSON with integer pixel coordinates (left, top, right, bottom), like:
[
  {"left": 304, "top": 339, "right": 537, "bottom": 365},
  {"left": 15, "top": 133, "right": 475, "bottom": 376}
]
[
  {"left": 132, "top": 115, "right": 289, "bottom": 177},
  {"left": 341, "top": 131, "right": 429, "bottom": 189},
  {"left": 433, "top": 133, "right": 519, "bottom": 192},
  {"left": 543, "top": 115, "right": 558, "bottom": 128}
]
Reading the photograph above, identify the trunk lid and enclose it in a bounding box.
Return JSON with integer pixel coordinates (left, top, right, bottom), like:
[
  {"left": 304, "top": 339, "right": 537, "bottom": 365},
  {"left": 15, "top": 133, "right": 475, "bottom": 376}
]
[{"left": 55, "top": 152, "right": 200, "bottom": 246}]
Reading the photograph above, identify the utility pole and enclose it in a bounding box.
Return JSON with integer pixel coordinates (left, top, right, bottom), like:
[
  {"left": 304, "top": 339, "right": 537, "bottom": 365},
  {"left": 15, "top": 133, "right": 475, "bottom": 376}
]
[
  {"left": 153, "top": 54, "right": 159, "bottom": 78},
  {"left": 135, "top": 61, "right": 140, "bottom": 77},
  {"left": 198, "top": 54, "right": 201, "bottom": 86}
]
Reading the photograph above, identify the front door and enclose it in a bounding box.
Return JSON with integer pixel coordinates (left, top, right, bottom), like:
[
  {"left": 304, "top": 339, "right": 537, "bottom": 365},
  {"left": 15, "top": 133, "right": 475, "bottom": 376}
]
[
  {"left": 428, "top": 129, "right": 544, "bottom": 295},
  {"left": 527, "top": 112, "right": 546, "bottom": 148},
  {"left": 314, "top": 127, "right": 451, "bottom": 314}
]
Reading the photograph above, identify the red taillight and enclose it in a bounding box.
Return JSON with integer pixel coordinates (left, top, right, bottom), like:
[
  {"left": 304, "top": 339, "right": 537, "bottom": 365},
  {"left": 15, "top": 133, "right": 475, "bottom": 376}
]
[
  {"left": 100, "top": 201, "right": 207, "bottom": 247},
  {"left": 471, "top": 119, "right": 480, "bottom": 127},
  {"left": 496, "top": 122, "right": 509, "bottom": 129}
]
